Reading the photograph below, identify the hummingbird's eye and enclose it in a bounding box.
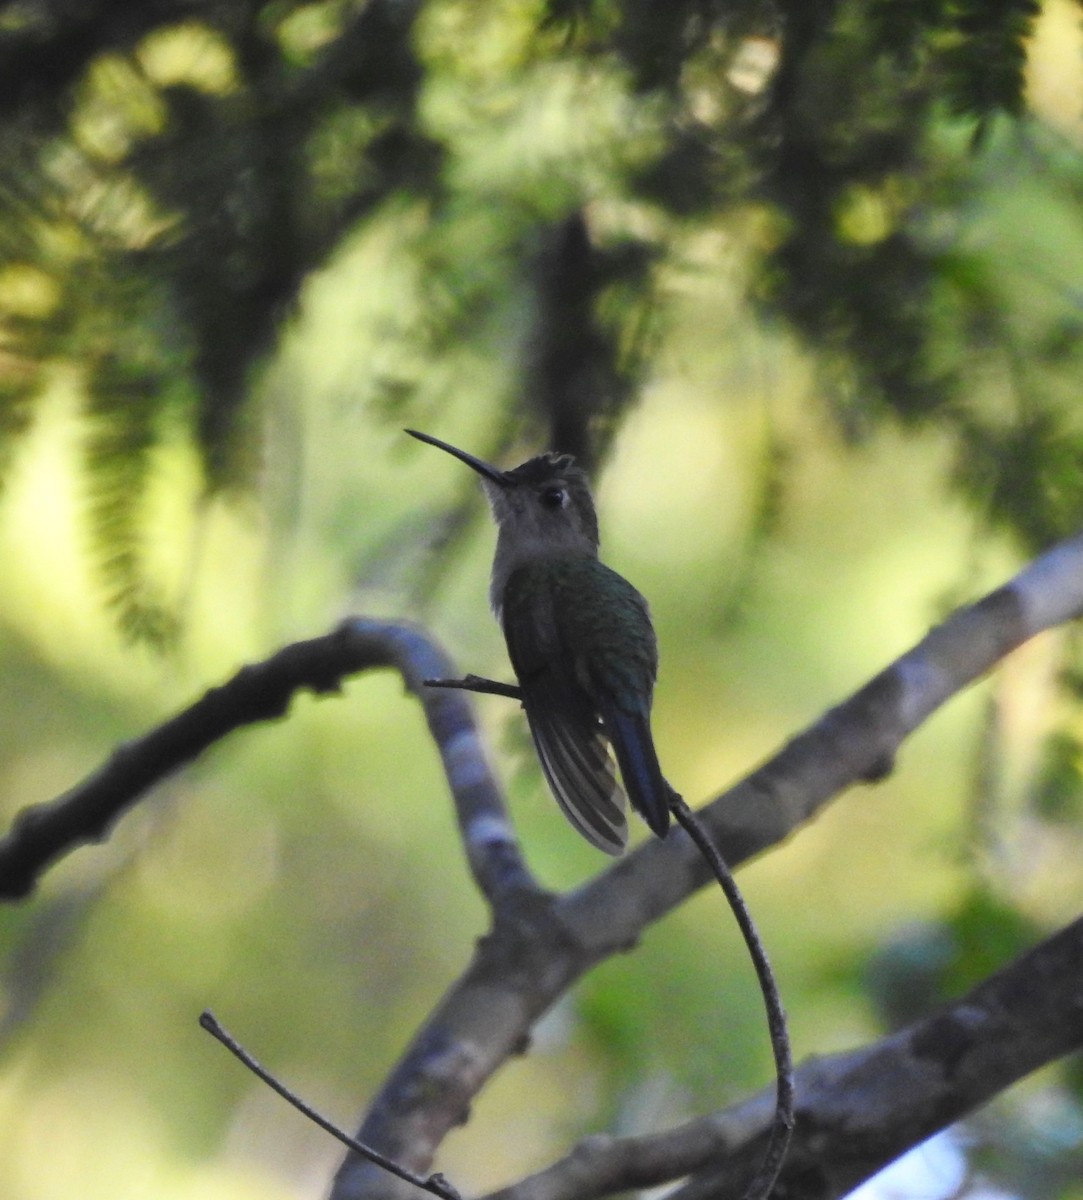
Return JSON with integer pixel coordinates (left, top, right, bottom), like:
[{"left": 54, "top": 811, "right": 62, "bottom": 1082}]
[{"left": 540, "top": 486, "right": 567, "bottom": 510}]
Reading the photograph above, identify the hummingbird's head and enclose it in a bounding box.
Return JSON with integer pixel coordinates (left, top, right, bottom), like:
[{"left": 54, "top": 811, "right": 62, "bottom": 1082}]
[{"left": 405, "top": 430, "right": 600, "bottom": 557}]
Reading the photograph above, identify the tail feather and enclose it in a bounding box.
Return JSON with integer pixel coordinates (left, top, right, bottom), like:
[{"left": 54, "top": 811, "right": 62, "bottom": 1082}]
[{"left": 601, "top": 707, "right": 672, "bottom": 839}]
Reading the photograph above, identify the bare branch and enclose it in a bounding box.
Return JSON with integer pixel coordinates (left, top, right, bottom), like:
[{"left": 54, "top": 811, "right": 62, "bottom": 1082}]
[
  {"left": 8, "top": 527, "right": 1083, "bottom": 1198},
  {"left": 480, "top": 1093, "right": 768, "bottom": 1200},
  {"left": 424, "top": 676, "right": 525, "bottom": 701},
  {"left": 679, "top": 905, "right": 1083, "bottom": 1200},
  {"left": 330, "top": 529, "right": 1083, "bottom": 1200},
  {"left": 0, "top": 618, "right": 537, "bottom": 906},
  {"left": 480, "top": 909, "right": 1083, "bottom": 1200},
  {"left": 201, "top": 1011, "right": 464, "bottom": 1200},
  {"left": 669, "top": 797, "right": 793, "bottom": 1200}
]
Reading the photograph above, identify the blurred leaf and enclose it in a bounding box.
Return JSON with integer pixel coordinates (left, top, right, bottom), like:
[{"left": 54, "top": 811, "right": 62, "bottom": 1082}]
[
  {"left": 1032, "top": 730, "right": 1083, "bottom": 825},
  {"left": 866, "top": 920, "right": 958, "bottom": 1030},
  {"left": 83, "top": 356, "right": 181, "bottom": 646},
  {"left": 943, "top": 885, "right": 1040, "bottom": 996}
]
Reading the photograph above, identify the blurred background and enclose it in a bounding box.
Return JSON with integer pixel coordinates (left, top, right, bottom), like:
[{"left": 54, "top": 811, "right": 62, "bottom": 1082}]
[{"left": 2, "top": 1, "right": 1083, "bottom": 1197}]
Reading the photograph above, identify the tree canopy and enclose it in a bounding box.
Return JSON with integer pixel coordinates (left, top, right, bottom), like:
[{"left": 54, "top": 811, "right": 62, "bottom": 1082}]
[{"left": 3, "top": 0, "right": 1081, "bottom": 629}]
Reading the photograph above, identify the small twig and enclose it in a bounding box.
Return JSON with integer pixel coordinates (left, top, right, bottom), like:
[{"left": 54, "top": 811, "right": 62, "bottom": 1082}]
[
  {"left": 424, "top": 675, "right": 525, "bottom": 701},
  {"left": 669, "top": 796, "right": 794, "bottom": 1200},
  {"left": 199, "top": 1010, "right": 464, "bottom": 1200}
]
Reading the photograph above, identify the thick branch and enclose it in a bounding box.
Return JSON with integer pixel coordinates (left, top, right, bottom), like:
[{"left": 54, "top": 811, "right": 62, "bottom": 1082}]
[
  {"left": 0, "top": 618, "right": 536, "bottom": 905},
  {"left": 682, "top": 903, "right": 1083, "bottom": 1200},
  {"left": 331, "top": 530, "right": 1083, "bottom": 1200},
  {"left": 7, "top": 527, "right": 1083, "bottom": 1198},
  {"left": 480, "top": 908, "right": 1083, "bottom": 1200}
]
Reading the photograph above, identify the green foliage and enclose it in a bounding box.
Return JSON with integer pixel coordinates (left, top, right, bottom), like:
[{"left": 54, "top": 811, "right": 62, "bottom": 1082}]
[
  {"left": 0, "top": 0, "right": 1073, "bottom": 641},
  {"left": 0, "top": 2, "right": 438, "bottom": 637},
  {"left": 1032, "top": 726, "right": 1083, "bottom": 824},
  {"left": 937, "top": 0, "right": 1043, "bottom": 126},
  {"left": 0, "top": 0, "right": 1077, "bottom": 639},
  {"left": 866, "top": 886, "right": 1039, "bottom": 1030}
]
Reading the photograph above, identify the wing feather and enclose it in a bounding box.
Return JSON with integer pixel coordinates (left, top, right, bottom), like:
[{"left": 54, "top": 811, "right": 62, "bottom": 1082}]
[
  {"left": 502, "top": 566, "right": 628, "bottom": 854},
  {"left": 527, "top": 691, "right": 627, "bottom": 854}
]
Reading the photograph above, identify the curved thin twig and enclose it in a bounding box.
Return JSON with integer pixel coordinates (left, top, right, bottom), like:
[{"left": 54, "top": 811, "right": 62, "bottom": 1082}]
[
  {"left": 669, "top": 798, "right": 794, "bottom": 1200},
  {"left": 424, "top": 675, "right": 525, "bottom": 700}
]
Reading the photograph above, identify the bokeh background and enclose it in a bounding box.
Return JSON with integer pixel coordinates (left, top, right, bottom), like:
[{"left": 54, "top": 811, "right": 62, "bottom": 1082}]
[{"left": 2, "top": 2, "right": 1083, "bottom": 1197}]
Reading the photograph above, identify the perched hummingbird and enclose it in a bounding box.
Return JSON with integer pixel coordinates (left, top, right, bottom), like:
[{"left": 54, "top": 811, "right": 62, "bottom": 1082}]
[{"left": 407, "top": 429, "right": 672, "bottom": 854}]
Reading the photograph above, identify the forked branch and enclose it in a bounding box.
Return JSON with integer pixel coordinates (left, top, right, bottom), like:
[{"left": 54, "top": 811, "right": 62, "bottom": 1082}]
[{"left": 4, "top": 532, "right": 1083, "bottom": 1200}]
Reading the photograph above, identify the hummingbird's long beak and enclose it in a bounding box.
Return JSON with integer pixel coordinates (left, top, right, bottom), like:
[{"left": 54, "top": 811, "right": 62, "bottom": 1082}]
[{"left": 405, "top": 429, "right": 511, "bottom": 487}]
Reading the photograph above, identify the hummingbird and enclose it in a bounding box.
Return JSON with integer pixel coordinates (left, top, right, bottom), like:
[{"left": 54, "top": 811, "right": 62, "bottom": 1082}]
[{"left": 407, "top": 429, "right": 672, "bottom": 854}]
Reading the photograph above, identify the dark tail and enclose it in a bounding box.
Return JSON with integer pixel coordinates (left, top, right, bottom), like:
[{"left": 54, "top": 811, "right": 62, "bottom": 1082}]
[{"left": 602, "top": 708, "right": 672, "bottom": 839}]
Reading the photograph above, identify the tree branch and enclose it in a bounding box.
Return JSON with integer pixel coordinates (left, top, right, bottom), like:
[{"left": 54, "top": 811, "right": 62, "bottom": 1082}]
[
  {"left": 201, "top": 1010, "right": 465, "bottom": 1200},
  {"left": 330, "top": 529, "right": 1083, "bottom": 1199},
  {"left": 479, "top": 908, "right": 1083, "bottom": 1200},
  {"left": 7, "top": 527, "right": 1083, "bottom": 1199},
  {"left": 0, "top": 618, "right": 537, "bottom": 906},
  {"left": 423, "top": 675, "right": 525, "bottom": 701},
  {"left": 669, "top": 797, "right": 793, "bottom": 1200},
  {"left": 420, "top": 673, "right": 796, "bottom": 1200}
]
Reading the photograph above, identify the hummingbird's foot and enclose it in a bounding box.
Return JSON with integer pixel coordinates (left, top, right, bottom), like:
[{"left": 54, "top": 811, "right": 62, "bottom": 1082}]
[{"left": 423, "top": 674, "right": 524, "bottom": 701}]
